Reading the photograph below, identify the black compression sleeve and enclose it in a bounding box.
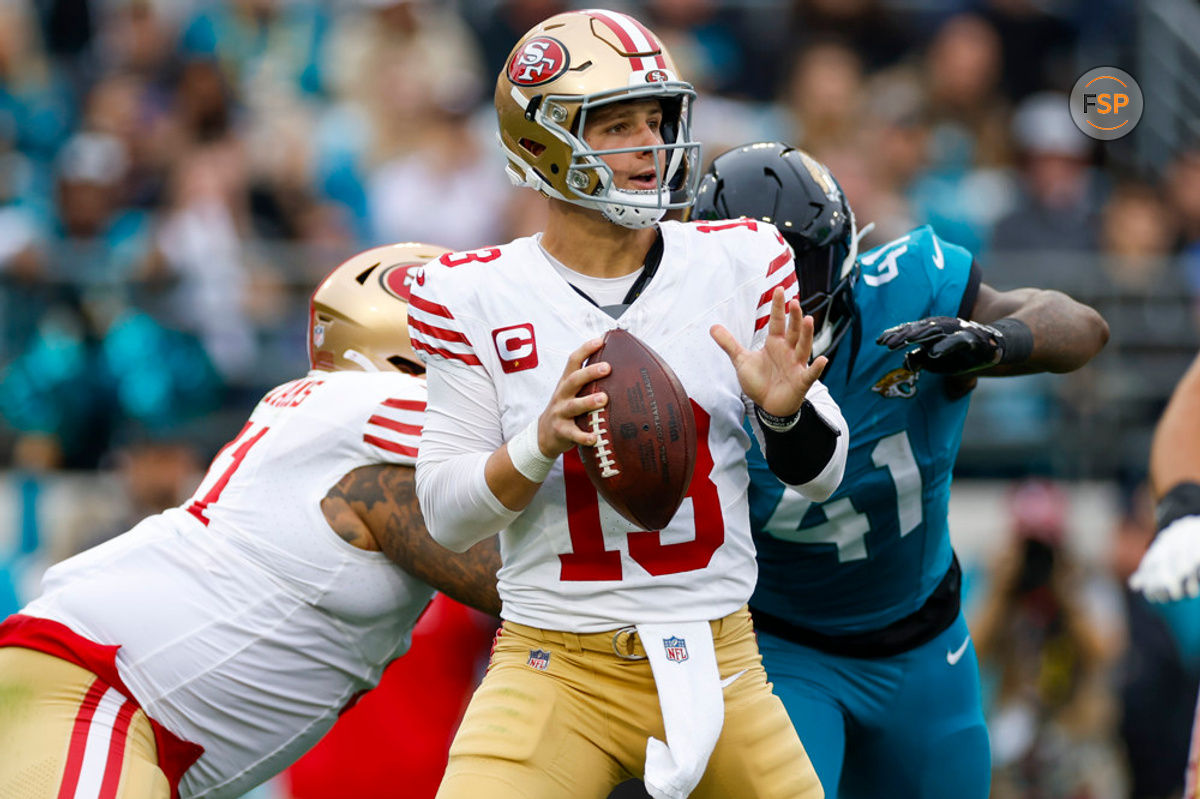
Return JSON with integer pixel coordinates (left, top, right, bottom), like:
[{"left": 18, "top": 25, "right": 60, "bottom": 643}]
[
  {"left": 1157, "top": 481, "right": 1200, "bottom": 530},
  {"left": 758, "top": 400, "right": 841, "bottom": 486}
]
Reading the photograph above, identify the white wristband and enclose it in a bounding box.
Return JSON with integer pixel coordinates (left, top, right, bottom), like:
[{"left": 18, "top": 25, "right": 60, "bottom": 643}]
[{"left": 508, "top": 419, "right": 556, "bottom": 483}]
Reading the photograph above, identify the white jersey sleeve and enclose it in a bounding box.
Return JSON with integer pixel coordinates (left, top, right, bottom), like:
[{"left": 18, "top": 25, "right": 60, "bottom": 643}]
[{"left": 410, "top": 251, "right": 521, "bottom": 551}]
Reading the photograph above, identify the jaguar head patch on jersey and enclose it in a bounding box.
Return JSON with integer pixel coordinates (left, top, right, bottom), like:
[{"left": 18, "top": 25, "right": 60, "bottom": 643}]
[{"left": 872, "top": 367, "right": 919, "bottom": 399}]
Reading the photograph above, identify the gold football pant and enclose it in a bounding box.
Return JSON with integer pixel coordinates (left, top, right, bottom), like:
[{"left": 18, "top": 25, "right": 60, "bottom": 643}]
[
  {"left": 0, "top": 647, "right": 169, "bottom": 798},
  {"left": 437, "top": 606, "right": 822, "bottom": 799}
]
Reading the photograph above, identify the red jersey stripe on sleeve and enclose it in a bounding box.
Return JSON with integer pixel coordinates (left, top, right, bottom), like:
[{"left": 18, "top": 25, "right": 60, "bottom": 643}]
[
  {"left": 383, "top": 398, "right": 425, "bottom": 412},
  {"left": 409, "top": 294, "right": 455, "bottom": 319},
  {"left": 411, "top": 338, "right": 483, "bottom": 366},
  {"left": 363, "top": 435, "right": 419, "bottom": 457},
  {"left": 766, "top": 249, "right": 792, "bottom": 277},
  {"left": 367, "top": 415, "right": 422, "bottom": 436},
  {"left": 409, "top": 317, "right": 472, "bottom": 345},
  {"left": 757, "top": 270, "right": 799, "bottom": 309}
]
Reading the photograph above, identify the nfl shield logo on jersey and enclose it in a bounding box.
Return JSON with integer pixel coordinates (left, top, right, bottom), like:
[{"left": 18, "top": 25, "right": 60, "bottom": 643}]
[
  {"left": 663, "top": 636, "right": 688, "bottom": 663},
  {"left": 527, "top": 649, "right": 551, "bottom": 670}
]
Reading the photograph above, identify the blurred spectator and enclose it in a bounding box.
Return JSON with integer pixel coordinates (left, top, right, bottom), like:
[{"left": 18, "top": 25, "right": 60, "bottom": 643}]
[
  {"left": 318, "top": 0, "right": 487, "bottom": 239},
  {"left": 180, "top": 0, "right": 328, "bottom": 100},
  {"left": 149, "top": 144, "right": 259, "bottom": 381},
  {"left": 979, "top": 0, "right": 1079, "bottom": 102},
  {"left": 1166, "top": 148, "right": 1200, "bottom": 319},
  {"left": 778, "top": 40, "right": 864, "bottom": 159},
  {"left": 907, "top": 13, "right": 1018, "bottom": 254},
  {"left": 924, "top": 14, "right": 1011, "bottom": 170},
  {"left": 1099, "top": 181, "right": 1177, "bottom": 291},
  {"left": 0, "top": 0, "right": 74, "bottom": 172},
  {"left": 0, "top": 288, "right": 223, "bottom": 470},
  {"left": 51, "top": 130, "right": 154, "bottom": 282},
  {"left": 990, "top": 92, "right": 1101, "bottom": 254},
  {"left": 1111, "top": 482, "right": 1200, "bottom": 799},
  {"left": 785, "top": 0, "right": 910, "bottom": 74},
  {"left": 645, "top": 0, "right": 748, "bottom": 98},
  {"left": 973, "top": 480, "right": 1127, "bottom": 799},
  {"left": 467, "top": 0, "right": 568, "bottom": 83}
]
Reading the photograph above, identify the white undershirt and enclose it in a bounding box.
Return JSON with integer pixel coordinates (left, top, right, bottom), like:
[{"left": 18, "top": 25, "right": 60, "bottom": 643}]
[{"left": 539, "top": 237, "right": 643, "bottom": 307}]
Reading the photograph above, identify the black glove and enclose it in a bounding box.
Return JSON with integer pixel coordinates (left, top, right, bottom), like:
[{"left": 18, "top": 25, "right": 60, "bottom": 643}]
[{"left": 876, "top": 316, "right": 1033, "bottom": 374}]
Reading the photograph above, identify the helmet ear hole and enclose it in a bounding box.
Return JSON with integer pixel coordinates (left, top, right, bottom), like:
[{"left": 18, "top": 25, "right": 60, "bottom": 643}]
[
  {"left": 387, "top": 356, "right": 426, "bottom": 376},
  {"left": 519, "top": 138, "right": 546, "bottom": 157}
]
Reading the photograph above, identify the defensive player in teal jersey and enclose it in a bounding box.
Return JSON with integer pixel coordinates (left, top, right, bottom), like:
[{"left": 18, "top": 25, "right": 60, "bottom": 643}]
[{"left": 690, "top": 142, "right": 1109, "bottom": 799}]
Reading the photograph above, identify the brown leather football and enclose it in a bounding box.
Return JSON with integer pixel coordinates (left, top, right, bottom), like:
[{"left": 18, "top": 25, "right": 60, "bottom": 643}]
[{"left": 575, "top": 328, "right": 697, "bottom": 530}]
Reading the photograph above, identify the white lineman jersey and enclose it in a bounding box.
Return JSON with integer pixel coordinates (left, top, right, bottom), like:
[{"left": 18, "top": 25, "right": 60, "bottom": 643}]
[
  {"left": 23, "top": 370, "right": 433, "bottom": 799},
  {"left": 410, "top": 219, "right": 810, "bottom": 631}
]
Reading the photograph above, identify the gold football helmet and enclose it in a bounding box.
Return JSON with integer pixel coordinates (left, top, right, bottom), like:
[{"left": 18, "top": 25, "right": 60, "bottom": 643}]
[
  {"left": 308, "top": 242, "right": 450, "bottom": 374},
  {"left": 495, "top": 9, "right": 701, "bottom": 229}
]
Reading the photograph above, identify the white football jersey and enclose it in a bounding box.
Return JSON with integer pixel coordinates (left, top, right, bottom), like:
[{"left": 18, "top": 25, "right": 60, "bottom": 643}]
[
  {"left": 411, "top": 219, "right": 837, "bottom": 631},
  {"left": 23, "top": 371, "right": 433, "bottom": 799}
]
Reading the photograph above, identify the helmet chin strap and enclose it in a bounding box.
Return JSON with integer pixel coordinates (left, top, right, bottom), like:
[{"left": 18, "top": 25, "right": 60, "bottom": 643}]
[{"left": 602, "top": 187, "right": 670, "bottom": 229}]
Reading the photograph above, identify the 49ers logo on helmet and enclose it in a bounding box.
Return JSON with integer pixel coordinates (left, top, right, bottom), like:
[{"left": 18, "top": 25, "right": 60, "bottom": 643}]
[
  {"left": 508, "top": 37, "right": 569, "bottom": 87},
  {"left": 380, "top": 262, "right": 425, "bottom": 302},
  {"left": 645, "top": 69, "right": 669, "bottom": 83}
]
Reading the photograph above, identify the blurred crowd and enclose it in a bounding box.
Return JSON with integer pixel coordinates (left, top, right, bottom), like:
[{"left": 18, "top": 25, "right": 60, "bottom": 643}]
[{"left": 1, "top": 2, "right": 1200, "bottom": 797}]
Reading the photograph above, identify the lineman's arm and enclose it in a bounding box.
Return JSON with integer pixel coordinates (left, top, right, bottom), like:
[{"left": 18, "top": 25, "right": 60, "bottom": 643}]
[
  {"left": 877, "top": 284, "right": 1109, "bottom": 379},
  {"left": 966, "top": 284, "right": 1110, "bottom": 375},
  {"left": 323, "top": 464, "right": 502, "bottom": 617},
  {"left": 1130, "top": 351, "right": 1200, "bottom": 602}
]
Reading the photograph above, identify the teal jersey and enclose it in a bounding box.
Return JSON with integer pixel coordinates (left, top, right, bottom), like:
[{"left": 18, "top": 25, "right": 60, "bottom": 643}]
[{"left": 749, "top": 226, "right": 980, "bottom": 634}]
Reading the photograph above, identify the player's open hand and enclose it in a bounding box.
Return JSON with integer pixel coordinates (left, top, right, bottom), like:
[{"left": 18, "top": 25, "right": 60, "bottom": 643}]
[
  {"left": 711, "top": 287, "right": 828, "bottom": 417},
  {"left": 537, "top": 337, "right": 609, "bottom": 457}
]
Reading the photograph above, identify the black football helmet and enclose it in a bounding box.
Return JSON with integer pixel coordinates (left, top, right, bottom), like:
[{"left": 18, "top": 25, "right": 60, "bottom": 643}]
[{"left": 691, "top": 142, "right": 860, "bottom": 359}]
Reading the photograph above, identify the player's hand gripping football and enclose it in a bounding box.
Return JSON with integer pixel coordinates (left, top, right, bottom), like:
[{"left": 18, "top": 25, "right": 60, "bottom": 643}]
[
  {"left": 876, "top": 316, "right": 1007, "bottom": 374},
  {"left": 537, "top": 337, "right": 610, "bottom": 457},
  {"left": 711, "top": 288, "right": 828, "bottom": 417},
  {"left": 1129, "top": 516, "right": 1200, "bottom": 602}
]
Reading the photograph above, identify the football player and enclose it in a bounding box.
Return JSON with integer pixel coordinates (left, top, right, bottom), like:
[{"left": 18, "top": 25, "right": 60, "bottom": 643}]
[
  {"left": 1130, "top": 350, "right": 1200, "bottom": 799},
  {"left": 0, "top": 243, "right": 502, "bottom": 799},
  {"left": 689, "top": 142, "right": 1109, "bottom": 799},
  {"left": 410, "top": 10, "right": 847, "bottom": 799}
]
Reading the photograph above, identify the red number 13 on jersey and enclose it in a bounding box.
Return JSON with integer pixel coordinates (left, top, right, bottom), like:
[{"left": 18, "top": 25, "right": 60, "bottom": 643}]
[{"left": 559, "top": 401, "right": 724, "bottom": 580}]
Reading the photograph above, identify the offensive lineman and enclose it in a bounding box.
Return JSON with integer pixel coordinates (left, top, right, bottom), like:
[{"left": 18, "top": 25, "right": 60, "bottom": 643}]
[
  {"left": 690, "top": 143, "right": 1109, "bottom": 799},
  {"left": 0, "top": 243, "right": 501, "bottom": 799},
  {"left": 411, "top": 11, "right": 846, "bottom": 799}
]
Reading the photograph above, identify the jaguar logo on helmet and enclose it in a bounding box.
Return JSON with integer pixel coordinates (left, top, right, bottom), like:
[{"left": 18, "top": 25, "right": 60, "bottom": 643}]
[
  {"left": 380, "top": 262, "right": 425, "bottom": 302},
  {"left": 644, "top": 69, "right": 669, "bottom": 83},
  {"left": 507, "top": 36, "right": 569, "bottom": 87}
]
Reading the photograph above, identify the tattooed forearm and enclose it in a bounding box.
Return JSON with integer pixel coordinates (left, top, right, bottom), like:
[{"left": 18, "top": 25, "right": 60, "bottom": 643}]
[{"left": 324, "top": 464, "right": 502, "bottom": 616}]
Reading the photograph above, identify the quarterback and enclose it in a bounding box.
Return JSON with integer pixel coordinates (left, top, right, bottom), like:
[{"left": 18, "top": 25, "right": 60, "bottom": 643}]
[
  {"left": 411, "top": 10, "right": 847, "bottom": 799},
  {"left": 0, "top": 244, "right": 501, "bottom": 799},
  {"left": 691, "top": 143, "right": 1109, "bottom": 799}
]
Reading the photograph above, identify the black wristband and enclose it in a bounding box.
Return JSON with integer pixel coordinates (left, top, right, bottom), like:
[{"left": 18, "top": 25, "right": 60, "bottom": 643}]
[
  {"left": 993, "top": 318, "right": 1034, "bottom": 364},
  {"left": 1157, "top": 481, "right": 1200, "bottom": 531},
  {"left": 755, "top": 404, "right": 802, "bottom": 432},
  {"left": 758, "top": 400, "right": 841, "bottom": 485}
]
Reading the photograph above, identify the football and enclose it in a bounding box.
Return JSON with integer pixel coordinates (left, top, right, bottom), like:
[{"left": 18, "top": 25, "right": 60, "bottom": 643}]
[{"left": 575, "top": 328, "right": 697, "bottom": 530}]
